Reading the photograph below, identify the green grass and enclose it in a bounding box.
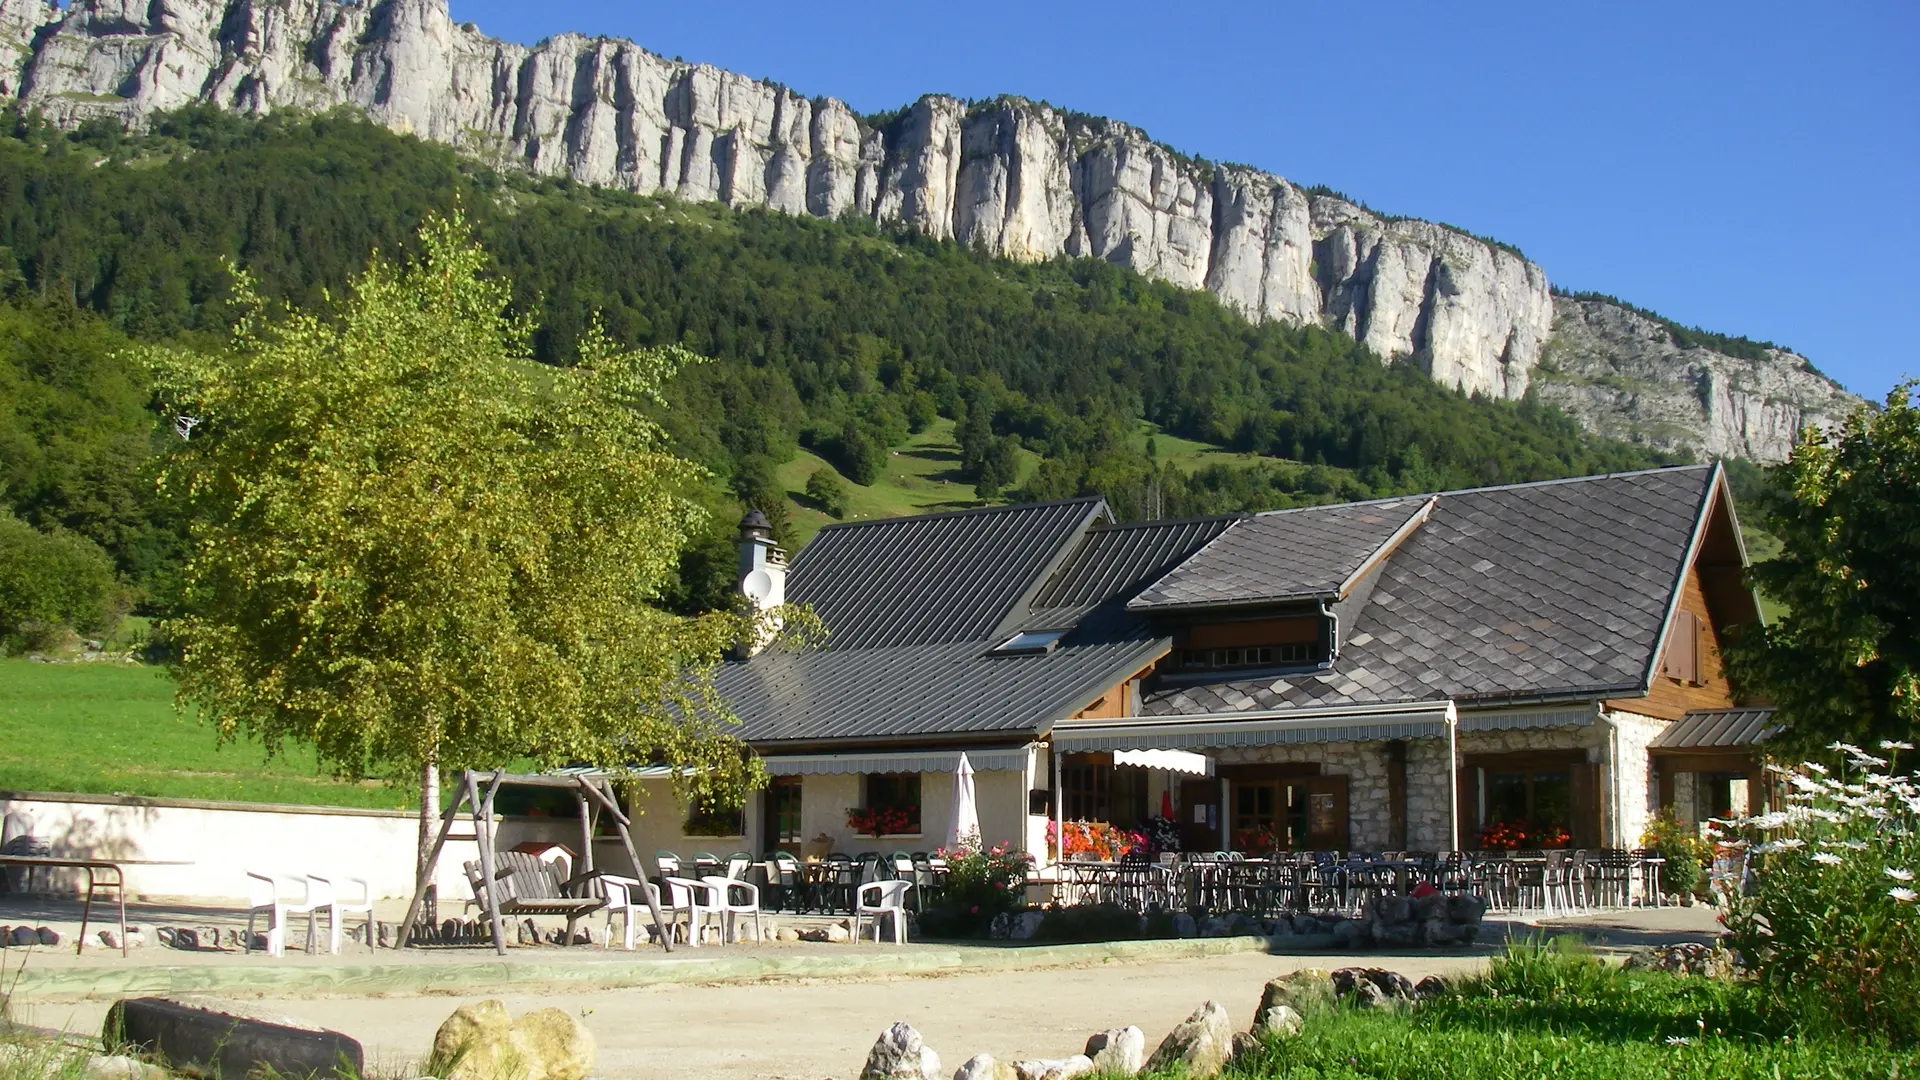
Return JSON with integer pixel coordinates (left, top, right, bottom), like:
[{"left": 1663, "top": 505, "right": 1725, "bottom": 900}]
[
  {"left": 0, "top": 659, "right": 411, "bottom": 809},
  {"left": 1133, "top": 422, "right": 1269, "bottom": 473},
  {"left": 775, "top": 418, "right": 1041, "bottom": 545},
  {"left": 1181, "top": 940, "right": 1910, "bottom": 1080}
]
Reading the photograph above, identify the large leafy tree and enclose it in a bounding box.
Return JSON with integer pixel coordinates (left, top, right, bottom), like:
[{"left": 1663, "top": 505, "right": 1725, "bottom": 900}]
[
  {"left": 1725, "top": 381, "right": 1920, "bottom": 757},
  {"left": 146, "top": 212, "right": 770, "bottom": 858}
]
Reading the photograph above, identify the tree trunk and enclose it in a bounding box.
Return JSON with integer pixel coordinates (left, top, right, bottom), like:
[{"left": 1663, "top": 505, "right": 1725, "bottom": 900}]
[{"left": 418, "top": 756, "right": 439, "bottom": 878}]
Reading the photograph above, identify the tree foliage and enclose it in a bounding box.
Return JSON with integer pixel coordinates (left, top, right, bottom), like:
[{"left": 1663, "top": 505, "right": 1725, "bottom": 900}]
[
  {"left": 145, "top": 212, "right": 767, "bottom": 805},
  {"left": 0, "top": 511, "right": 123, "bottom": 650},
  {"left": 1724, "top": 383, "right": 1920, "bottom": 757}
]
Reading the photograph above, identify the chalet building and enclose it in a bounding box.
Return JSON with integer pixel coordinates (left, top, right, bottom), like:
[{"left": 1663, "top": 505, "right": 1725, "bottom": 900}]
[{"left": 625, "top": 463, "right": 1772, "bottom": 861}]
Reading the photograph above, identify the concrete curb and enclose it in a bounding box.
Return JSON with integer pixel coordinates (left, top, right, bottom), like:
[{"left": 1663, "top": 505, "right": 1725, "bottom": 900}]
[{"left": 13, "top": 936, "right": 1281, "bottom": 1002}]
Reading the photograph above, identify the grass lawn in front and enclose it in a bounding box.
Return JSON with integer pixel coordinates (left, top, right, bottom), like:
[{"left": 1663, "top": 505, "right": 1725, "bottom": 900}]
[
  {"left": 1165, "top": 940, "right": 1907, "bottom": 1080},
  {"left": 0, "top": 659, "right": 410, "bottom": 809}
]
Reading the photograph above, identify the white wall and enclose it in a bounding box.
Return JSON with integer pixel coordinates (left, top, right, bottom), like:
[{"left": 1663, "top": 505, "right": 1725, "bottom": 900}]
[{"left": 0, "top": 791, "right": 479, "bottom": 901}]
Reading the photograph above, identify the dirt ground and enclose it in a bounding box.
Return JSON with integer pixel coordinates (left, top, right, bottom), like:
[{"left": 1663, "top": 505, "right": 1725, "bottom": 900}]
[{"left": 35, "top": 949, "right": 1492, "bottom": 1080}]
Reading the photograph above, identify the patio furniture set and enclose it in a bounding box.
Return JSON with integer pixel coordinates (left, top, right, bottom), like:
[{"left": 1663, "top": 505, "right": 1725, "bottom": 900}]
[
  {"left": 1050, "top": 848, "right": 1668, "bottom": 918},
  {"left": 244, "top": 872, "right": 375, "bottom": 957},
  {"left": 636, "top": 850, "right": 943, "bottom": 947}
]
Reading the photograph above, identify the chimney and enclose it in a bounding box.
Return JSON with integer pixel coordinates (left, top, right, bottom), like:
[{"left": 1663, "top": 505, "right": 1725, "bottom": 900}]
[{"left": 736, "top": 509, "right": 786, "bottom": 655}]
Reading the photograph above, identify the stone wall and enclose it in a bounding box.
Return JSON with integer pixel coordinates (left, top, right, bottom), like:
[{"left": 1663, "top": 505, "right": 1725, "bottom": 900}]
[
  {"left": 1606, "top": 709, "right": 1670, "bottom": 848},
  {"left": 1211, "top": 739, "right": 1453, "bottom": 852}
]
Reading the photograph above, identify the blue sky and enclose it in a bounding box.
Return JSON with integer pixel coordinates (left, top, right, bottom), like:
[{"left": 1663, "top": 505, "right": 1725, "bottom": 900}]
[{"left": 449, "top": 1, "right": 1915, "bottom": 399}]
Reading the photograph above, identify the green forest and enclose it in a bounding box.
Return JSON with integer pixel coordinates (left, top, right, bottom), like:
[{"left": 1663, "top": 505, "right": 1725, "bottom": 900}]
[{"left": 0, "top": 106, "right": 1683, "bottom": 646}]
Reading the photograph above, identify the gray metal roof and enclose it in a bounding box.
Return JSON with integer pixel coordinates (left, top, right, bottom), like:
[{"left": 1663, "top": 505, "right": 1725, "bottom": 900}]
[
  {"left": 1023, "top": 516, "right": 1240, "bottom": 629},
  {"left": 1143, "top": 465, "right": 1720, "bottom": 715},
  {"left": 717, "top": 510, "right": 1236, "bottom": 745},
  {"left": 1651, "top": 708, "right": 1779, "bottom": 750},
  {"left": 1129, "top": 497, "right": 1432, "bottom": 610},
  {"left": 787, "top": 498, "right": 1106, "bottom": 651}
]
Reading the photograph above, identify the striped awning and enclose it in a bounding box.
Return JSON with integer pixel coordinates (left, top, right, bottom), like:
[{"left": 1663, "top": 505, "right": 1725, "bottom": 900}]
[
  {"left": 757, "top": 748, "right": 1032, "bottom": 776},
  {"left": 1051, "top": 700, "right": 1456, "bottom": 752}
]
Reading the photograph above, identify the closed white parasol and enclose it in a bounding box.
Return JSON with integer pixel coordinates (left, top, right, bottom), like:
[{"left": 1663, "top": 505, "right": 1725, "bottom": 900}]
[{"left": 949, "top": 752, "right": 981, "bottom": 849}]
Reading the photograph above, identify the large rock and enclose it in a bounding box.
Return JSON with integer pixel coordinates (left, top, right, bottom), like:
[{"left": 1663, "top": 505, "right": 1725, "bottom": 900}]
[
  {"left": 1145, "top": 1001, "right": 1232, "bottom": 1078},
  {"left": 431, "top": 1000, "right": 594, "bottom": 1080},
  {"left": 953, "top": 1053, "right": 1018, "bottom": 1080},
  {"left": 107, "top": 996, "right": 363, "bottom": 1080},
  {"left": 1010, "top": 1056, "right": 1092, "bottom": 1080},
  {"left": 1255, "top": 969, "right": 1333, "bottom": 1016},
  {"left": 1082, "top": 1026, "right": 1145, "bottom": 1075},
  {"left": 1251, "top": 1004, "right": 1303, "bottom": 1039},
  {"left": 860, "top": 1022, "right": 940, "bottom": 1080}
]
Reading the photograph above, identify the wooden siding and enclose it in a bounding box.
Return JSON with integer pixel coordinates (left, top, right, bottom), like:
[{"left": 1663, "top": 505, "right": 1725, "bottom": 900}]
[
  {"left": 1608, "top": 559, "right": 1737, "bottom": 721},
  {"left": 1072, "top": 677, "right": 1133, "bottom": 720}
]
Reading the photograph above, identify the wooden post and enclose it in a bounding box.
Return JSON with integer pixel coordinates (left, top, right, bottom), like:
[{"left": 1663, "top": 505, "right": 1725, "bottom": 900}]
[
  {"left": 568, "top": 788, "right": 594, "bottom": 946},
  {"left": 475, "top": 770, "right": 508, "bottom": 956},
  {"left": 397, "top": 770, "right": 476, "bottom": 948}
]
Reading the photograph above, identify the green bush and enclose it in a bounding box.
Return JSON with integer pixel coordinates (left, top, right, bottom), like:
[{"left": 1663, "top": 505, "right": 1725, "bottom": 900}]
[
  {"left": 1032, "top": 902, "right": 1150, "bottom": 943},
  {"left": 917, "top": 839, "right": 1030, "bottom": 938},
  {"left": 1721, "top": 744, "right": 1920, "bottom": 1044},
  {"left": 804, "top": 467, "right": 849, "bottom": 518},
  {"left": 0, "top": 513, "right": 124, "bottom": 651},
  {"left": 1641, "top": 808, "right": 1711, "bottom": 897}
]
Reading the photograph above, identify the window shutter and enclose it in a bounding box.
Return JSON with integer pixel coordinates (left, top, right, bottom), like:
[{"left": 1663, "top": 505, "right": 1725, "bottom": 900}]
[{"left": 1663, "top": 610, "right": 1700, "bottom": 683}]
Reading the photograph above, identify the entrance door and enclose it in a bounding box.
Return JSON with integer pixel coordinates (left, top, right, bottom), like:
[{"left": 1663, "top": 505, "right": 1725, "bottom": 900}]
[
  {"left": 763, "top": 776, "right": 803, "bottom": 854},
  {"left": 1301, "top": 775, "right": 1350, "bottom": 851},
  {"left": 1179, "top": 778, "right": 1221, "bottom": 852}
]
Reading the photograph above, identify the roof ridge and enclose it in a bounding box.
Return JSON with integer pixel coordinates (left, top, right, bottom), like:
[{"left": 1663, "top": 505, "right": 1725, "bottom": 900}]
[
  {"left": 1249, "top": 464, "right": 1711, "bottom": 519},
  {"left": 805, "top": 495, "right": 1107, "bottom": 534},
  {"left": 1086, "top": 513, "right": 1248, "bottom": 532}
]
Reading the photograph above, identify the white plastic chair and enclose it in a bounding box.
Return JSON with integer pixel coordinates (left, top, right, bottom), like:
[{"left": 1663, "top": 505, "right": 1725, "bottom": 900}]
[
  {"left": 853, "top": 880, "right": 911, "bottom": 944},
  {"left": 601, "top": 874, "right": 662, "bottom": 950},
  {"left": 245, "top": 872, "right": 324, "bottom": 956},
  {"left": 663, "top": 876, "right": 724, "bottom": 947},
  {"left": 702, "top": 875, "right": 764, "bottom": 943},
  {"left": 308, "top": 874, "right": 375, "bottom": 953}
]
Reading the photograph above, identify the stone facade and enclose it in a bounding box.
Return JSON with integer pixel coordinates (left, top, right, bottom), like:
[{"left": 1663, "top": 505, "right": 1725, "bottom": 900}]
[
  {"left": 1211, "top": 739, "right": 1453, "bottom": 852},
  {"left": 1606, "top": 709, "right": 1668, "bottom": 851}
]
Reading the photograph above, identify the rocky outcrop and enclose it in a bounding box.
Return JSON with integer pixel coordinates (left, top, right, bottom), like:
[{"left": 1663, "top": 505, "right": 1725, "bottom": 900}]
[
  {"left": 2, "top": 0, "right": 1856, "bottom": 456},
  {"left": 1537, "top": 298, "right": 1859, "bottom": 462}
]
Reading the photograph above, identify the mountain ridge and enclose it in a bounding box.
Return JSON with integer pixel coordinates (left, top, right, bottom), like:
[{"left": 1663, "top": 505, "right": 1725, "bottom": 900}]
[{"left": 0, "top": 0, "right": 1859, "bottom": 460}]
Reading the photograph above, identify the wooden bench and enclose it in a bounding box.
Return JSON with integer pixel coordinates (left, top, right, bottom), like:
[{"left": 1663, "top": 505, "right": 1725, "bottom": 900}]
[{"left": 464, "top": 852, "right": 608, "bottom": 936}]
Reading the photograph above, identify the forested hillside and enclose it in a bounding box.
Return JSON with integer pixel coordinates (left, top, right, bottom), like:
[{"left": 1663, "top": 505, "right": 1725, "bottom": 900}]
[{"left": 0, "top": 107, "right": 1678, "bottom": 639}]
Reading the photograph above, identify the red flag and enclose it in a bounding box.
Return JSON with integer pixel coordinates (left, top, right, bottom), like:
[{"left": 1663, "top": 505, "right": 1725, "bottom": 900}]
[{"left": 1160, "top": 791, "right": 1175, "bottom": 820}]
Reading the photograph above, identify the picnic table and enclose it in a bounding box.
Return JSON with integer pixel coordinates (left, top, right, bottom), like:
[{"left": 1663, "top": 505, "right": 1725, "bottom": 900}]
[{"left": 0, "top": 855, "right": 193, "bottom": 956}]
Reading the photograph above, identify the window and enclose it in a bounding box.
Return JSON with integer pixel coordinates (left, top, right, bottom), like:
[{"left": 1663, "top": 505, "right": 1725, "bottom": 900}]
[
  {"left": 765, "top": 776, "right": 803, "bottom": 849},
  {"left": 1060, "top": 759, "right": 1148, "bottom": 827},
  {"left": 684, "top": 793, "right": 745, "bottom": 837},
  {"left": 1175, "top": 641, "right": 1322, "bottom": 671},
  {"left": 994, "top": 630, "right": 1065, "bottom": 655},
  {"left": 1662, "top": 610, "right": 1703, "bottom": 684},
  {"left": 1232, "top": 781, "right": 1311, "bottom": 850},
  {"left": 1484, "top": 769, "right": 1573, "bottom": 832},
  {"left": 862, "top": 773, "right": 921, "bottom": 833}
]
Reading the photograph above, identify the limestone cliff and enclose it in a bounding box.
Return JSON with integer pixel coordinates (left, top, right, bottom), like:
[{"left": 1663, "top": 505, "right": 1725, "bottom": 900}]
[{"left": 0, "top": 0, "right": 1858, "bottom": 459}]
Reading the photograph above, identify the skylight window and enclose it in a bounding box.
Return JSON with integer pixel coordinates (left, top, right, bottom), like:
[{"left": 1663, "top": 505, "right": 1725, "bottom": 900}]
[{"left": 993, "top": 630, "right": 1066, "bottom": 655}]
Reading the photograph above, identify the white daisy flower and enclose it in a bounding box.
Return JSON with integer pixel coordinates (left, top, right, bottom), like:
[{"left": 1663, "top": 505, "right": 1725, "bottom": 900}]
[
  {"left": 1891, "top": 887, "right": 1918, "bottom": 903},
  {"left": 1887, "top": 867, "right": 1915, "bottom": 882},
  {"left": 1665, "top": 1036, "right": 1692, "bottom": 1046},
  {"left": 1880, "top": 740, "right": 1914, "bottom": 751},
  {"left": 1804, "top": 762, "right": 1830, "bottom": 776},
  {"left": 1810, "top": 852, "right": 1845, "bottom": 866}
]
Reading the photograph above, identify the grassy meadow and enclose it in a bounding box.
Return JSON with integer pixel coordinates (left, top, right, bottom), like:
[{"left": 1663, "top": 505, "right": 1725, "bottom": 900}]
[{"left": 0, "top": 659, "right": 410, "bottom": 809}]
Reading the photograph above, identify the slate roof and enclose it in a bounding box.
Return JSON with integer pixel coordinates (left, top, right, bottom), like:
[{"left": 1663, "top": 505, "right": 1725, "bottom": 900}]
[
  {"left": 1131, "top": 497, "right": 1432, "bottom": 610},
  {"left": 1142, "top": 465, "right": 1719, "bottom": 716},
  {"left": 717, "top": 510, "right": 1228, "bottom": 746},
  {"left": 1650, "top": 709, "right": 1779, "bottom": 750},
  {"left": 787, "top": 498, "right": 1105, "bottom": 651}
]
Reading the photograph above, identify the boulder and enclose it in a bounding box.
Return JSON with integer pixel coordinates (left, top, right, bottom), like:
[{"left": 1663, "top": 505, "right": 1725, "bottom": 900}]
[
  {"left": 1445, "top": 894, "right": 1488, "bottom": 924},
  {"left": 1371, "top": 896, "right": 1412, "bottom": 925},
  {"left": 517, "top": 920, "right": 540, "bottom": 946},
  {"left": 1172, "top": 913, "right": 1197, "bottom": 938},
  {"left": 953, "top": 1054, "right": 1017, "bottom": 1080},
  {"left": 860, "top": 1022, "right": 940, "bottom": 1080},
  {"left": 826, "top": 922, "right": 851, "bottom": 943},
  {"left": 1009, "top": 911, "right": 1044, "bottom": 941},
  {"left": 1411, "top": 893, "right": 1447, "bottom": 924},
  {"left": 1329, "top": 920, "right": 1364, "bottom": 949},
  {"left": 1010, "top": 1056, "right": 1092, "bottom": 1080},
  {"left": 1255, "top": 969, "right": 1332, "bottom": 1016},
  {"left": 1200, "top": 917, "right": 1230, "bottom": 938},
  {"left": 34, "top": 926, "right": 59, "bottom": 946},
  {"left": 1333, "top": 967, "right": 1414, "bottom": 1003},
  {"left": 1251, "top": 1004, "right": 1303, "bottom": 1039},
  {"left": 1413, "top": 975, "right": 1453, "bottom": 1001},
  {"left": 431, "top": 999, "right": 595, "bottom": 1080},
  {"left": 1083, "top": 1026, "right": 1145, "bottom": 1075},
  {"left": 1229, "top": 1031, "right": 1260, "bottom": 1063},
  {"left": 10, "top": 926, "right": 38, "bottom": 946},
  {"left": 775, "top": 927, "right": 802, "bottom": 943},
  {"left": 108, "top": 996, "right": 364, "bottom": 1080},
  {"left": 1145, "top": 1001, "right": 1232, "bottom": 1077},
  {"left": 97, "top": 930, "right": 122, "bottom": 950},
  {"left": 1290, "top": 915, "right": 1319, "bottom": 936}
]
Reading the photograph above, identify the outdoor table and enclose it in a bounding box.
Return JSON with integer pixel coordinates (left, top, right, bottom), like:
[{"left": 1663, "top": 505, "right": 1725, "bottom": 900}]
[{"left": 0, "top": 855, "right": 193, "bottom": 956}]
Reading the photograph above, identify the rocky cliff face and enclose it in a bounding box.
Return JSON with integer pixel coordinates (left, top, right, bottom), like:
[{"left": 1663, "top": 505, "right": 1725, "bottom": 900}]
[
  {"left": 0, "top": 0, "right": 1858, "bottom": 459},
  {"left": 1536, "top": 298, "right": 1857, "bottom": 463}
]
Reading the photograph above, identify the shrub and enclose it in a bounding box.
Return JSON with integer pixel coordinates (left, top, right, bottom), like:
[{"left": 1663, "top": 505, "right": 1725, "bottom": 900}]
[
  {"left": 0, "top": 513, "right": 124, "bottom": 652},
  {"left": 804, "top": 467, "right": 849, "bottom": 518},
  {"left": 1033, "top": 902, "right": 1153, "bottom": 943},
  {"left": 1719, "top": 742, "right": 1920, "bottom": 1043},
  {"left": 1641, "top": 809, "right": 1711, "bottom": 897},
  {"left": 917, "top": 833, "right": 1030, "bottom": 938}
]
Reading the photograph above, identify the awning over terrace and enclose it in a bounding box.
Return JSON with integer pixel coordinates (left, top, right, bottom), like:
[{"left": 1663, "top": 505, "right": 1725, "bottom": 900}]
[{"left": 1050, "top": 699, "right": 1458, "bottom": 752}]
